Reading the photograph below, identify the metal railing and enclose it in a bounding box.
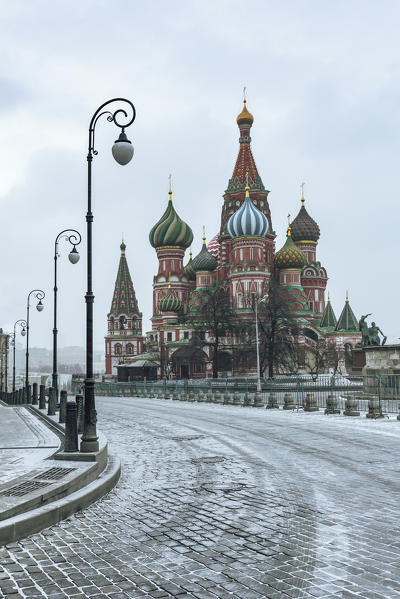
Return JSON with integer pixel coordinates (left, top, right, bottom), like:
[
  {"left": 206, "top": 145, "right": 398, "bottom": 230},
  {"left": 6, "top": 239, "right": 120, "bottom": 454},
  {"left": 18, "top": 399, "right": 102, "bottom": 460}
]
[{"left": 78, "top": 374, "right": 400, "bottom": 415}]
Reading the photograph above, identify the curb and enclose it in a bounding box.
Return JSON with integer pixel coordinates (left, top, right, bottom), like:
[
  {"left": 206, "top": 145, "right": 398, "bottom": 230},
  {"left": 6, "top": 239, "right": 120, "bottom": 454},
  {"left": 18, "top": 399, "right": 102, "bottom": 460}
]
[{"left": 0, "top": 455, "right": 121, "bottom": 545}]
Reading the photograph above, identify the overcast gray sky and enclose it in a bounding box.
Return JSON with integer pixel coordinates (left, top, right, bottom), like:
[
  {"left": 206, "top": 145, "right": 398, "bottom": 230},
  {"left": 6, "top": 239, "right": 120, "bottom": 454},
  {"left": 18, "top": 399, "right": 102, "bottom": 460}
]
[{"left": 1, "top": 0, "right": 399, "bottom": 354}]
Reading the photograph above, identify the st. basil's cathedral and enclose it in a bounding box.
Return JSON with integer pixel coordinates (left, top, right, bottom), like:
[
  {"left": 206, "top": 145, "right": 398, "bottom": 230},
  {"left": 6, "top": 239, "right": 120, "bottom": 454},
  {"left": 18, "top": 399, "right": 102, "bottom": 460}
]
[{"left": 105, "top": 99, "right": 361, "bottom": 379}]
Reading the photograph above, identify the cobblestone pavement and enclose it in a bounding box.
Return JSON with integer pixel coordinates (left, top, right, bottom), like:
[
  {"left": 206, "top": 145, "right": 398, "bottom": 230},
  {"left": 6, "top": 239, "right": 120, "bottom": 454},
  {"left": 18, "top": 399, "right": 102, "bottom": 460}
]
[{"left": 1, "top": 398, "right": 400, "bottom": 599}]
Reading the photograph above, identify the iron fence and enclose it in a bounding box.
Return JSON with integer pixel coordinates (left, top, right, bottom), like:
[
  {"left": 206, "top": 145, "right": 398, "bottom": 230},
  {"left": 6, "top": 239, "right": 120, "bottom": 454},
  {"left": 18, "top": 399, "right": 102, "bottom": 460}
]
[{"left": 84, "top": 373, "right": 400, "bottom": 415}]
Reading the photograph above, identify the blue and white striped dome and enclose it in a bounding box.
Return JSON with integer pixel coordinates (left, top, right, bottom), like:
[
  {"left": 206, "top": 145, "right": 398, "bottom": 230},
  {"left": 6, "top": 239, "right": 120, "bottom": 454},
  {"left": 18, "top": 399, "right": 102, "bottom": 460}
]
[{"left": 227, "top": 196, "right": 269, "bottom": 238}]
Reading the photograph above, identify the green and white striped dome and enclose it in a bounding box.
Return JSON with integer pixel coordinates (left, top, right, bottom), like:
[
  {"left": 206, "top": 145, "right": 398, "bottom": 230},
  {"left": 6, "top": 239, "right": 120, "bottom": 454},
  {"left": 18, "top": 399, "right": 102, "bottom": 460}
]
[{"left": 149, "top": 188, "right": 193, "bottom": 249}]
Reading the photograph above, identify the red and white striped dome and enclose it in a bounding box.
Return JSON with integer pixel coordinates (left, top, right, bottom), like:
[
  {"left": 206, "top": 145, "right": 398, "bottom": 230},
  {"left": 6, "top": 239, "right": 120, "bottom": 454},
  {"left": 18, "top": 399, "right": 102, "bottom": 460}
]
[{"left": 207, "top": 234, "right": 220, "bottom": 261}]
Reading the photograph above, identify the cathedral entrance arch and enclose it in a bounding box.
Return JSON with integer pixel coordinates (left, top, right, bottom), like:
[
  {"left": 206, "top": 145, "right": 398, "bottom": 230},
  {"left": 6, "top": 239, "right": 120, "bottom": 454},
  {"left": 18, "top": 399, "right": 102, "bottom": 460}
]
[{"left": 171, "top": 347, "right": 208, "bottom": 379}]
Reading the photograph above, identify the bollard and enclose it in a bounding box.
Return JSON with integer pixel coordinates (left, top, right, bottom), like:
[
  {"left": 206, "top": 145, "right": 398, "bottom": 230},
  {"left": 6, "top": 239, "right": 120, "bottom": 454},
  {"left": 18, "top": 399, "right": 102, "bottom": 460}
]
[
  {"left": 206, "top": 389, "right": 213, "bottom": 402},
  {"left": 64, "top": 401, "right": 78, "bottom": 452},
  {"left": 59, "top": 390, "right": 67, "bottom": 423},
  {"left": 164, "top": 390, "right": 170, "bottom": 400},
  {"left": 253, "top": 391, "right": 264, "bottom": 407},
  {"left": 39, "top": 385, "right": 46, "bottom": 409},
  {"left": 213, "top": 390, "right": 222, "bottom": 404},
  {"left": 304, "top": 393, "right": 319, "bottom": 412},
  {"left": 197, "top": 390, "right": 205, "bottom": 402},
  {"left": 267, "top": 393, "right": 279, "bottom": 409},
  {"left": 188, "top": 390, "right": 195, "bottom": 402},
  {"left": 366, "top": 396, "right": 384, "bottom": 419},
  {"left": 26, "top": 385, "right": 32, "bottom": 404},
  {"left": 32, "top": 383, "right": 38, "bottom": 406},
  {"left": 48, "top": 387, "right": 57, "bottom": 416},
  {"left": 76, "top": 395, "right": 84, "bottom": 434},
  {"left": 232, "top": 391, "right": 242, "bottom": 406},
  {"left": 283, "top": 393, "right": 296, "bottom": 410},
  {"left": 343, "top": 395, "right": 360, "bottom": 416},
  {"left": 172, "top": 389, "right": 178, "bottom": 400},
  {"left": 397, "top": 400, "right": 400, "bottom": 421},
  {"left": 325, "top": 394, "right": 340, "bottom": 415},
  {"left": 179, "top": 389, "right": 186, "bottom": 401}
]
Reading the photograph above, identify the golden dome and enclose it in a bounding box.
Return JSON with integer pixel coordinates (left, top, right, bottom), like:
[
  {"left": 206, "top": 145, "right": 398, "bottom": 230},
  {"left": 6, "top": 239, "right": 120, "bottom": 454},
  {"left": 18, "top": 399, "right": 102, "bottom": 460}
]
[{"left": 236, "top": 100, "right": 254, "bottom": 125}]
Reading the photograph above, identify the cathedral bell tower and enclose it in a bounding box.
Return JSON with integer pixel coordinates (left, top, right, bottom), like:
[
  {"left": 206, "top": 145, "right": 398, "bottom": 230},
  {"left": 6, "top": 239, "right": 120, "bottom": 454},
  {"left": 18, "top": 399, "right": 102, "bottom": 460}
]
[
  {"left": 105, "top": 241, "right": 143, "bottom": 375},
  {"left": 218, "top": 96, "right": 275, "bottom": 280},
  {"left": 149, "top": 178, "right": 193, "bottom": 328}
]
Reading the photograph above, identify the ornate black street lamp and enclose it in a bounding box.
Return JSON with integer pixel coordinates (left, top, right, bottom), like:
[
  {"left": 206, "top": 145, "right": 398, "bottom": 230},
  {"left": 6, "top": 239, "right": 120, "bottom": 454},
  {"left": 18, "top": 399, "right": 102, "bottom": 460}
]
[
  {"left": 25, "top": 290, "right": 45, "bottom": 392},
  {"left": 12, "top": 319, "right": 27, "bottom": 392},
  {"left": 52, "top": 229, "right": 81, "bottom": 396},
  {"left": 81, "top": 98, "right": 136, "bottom": 453}
]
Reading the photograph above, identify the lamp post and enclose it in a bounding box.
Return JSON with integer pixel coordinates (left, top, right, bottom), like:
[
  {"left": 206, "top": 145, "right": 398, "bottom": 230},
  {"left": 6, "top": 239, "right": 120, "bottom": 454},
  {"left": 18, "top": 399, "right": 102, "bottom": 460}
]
[
  {"left": 53, "top": 229, "right": 81, "bottom": 397},
  {"left": 81, "top": 98, "right": 136, "bottom": 453},
  {"left": 0, "top": 352, "right": 5, "bottom": 392},
  {"left": 255, "top": 296, "right": 267, "bottom": 392},
  {"left": 25, "top": 290, "right": 45, "bottom": 392},
  {"left": 12, "top": 320, "right": 27, "bottom": 392}
]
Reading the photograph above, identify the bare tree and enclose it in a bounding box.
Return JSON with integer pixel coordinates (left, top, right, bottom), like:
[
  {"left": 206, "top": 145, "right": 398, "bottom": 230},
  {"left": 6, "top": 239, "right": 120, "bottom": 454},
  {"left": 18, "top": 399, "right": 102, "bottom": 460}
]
[
  {"left": 248, "top": 279, "right": 300, "bottom": 378},
  {"left": 187, "top": 282, "right": 235, "bottom": 379},
  {"left": 305, "top": 339, "right": 328, "bottom": 381}
]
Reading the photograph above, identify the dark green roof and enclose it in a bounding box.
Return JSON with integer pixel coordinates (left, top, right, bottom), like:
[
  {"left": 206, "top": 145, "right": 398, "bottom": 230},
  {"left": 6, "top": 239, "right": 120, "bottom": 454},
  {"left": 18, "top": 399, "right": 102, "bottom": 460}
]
[
  {"left": 335, "top": 299, "right": 358, "bottom": 332},
  {"left": 149, "top": 191, "right": 193, "bottom": 249},
  {"left": 319, "top": 299, "right": 337, "bottom": 329},
  {"left": 109, "top": 245, "right": 140, "bottom": 316}
]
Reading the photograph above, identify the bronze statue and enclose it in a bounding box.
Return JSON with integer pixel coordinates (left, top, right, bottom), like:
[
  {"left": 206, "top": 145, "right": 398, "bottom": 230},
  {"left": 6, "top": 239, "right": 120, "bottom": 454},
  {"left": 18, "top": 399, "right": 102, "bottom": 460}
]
[{"left": 359, "top": 314, "right": 386, "bottom": 346}]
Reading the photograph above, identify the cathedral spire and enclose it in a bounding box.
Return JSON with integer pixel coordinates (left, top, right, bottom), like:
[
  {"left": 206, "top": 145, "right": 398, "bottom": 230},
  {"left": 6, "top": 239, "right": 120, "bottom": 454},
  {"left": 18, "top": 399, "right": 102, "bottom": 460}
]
[
  {"left": 109, "top": 241, "right": 140, "bottom": 315},
  {"left": 221, "top": 96, "right": 272, "bottom": 236},
  {"left": 335, "top": 294, "right": 358, "bottom": 332},
  {"left": 230, "top": 96, "right": 262, "bottom": 189},
  {"left": 319, "top": 294, "right": 337, "bottom": 329}
]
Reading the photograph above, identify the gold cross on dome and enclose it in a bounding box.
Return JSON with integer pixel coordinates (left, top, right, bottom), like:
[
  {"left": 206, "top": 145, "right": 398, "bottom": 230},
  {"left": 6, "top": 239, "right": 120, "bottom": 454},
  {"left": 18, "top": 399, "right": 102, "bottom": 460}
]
[
  {"left": 287, "top": 213, "right": 291, "bottom": 226},
  {"left": 168, "top": 173, "right": 172, "bottom": 192},
  {"left": 243, "top": 86, "right": 247, "bottom": 102},
  {"left": 301, "top": 182, "right": 305, "bottom": 197}
]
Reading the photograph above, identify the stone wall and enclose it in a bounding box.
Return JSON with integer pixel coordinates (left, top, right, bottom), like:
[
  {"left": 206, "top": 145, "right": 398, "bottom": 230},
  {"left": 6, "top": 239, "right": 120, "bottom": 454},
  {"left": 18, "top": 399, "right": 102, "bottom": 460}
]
[{"left": 364, "top": 345, "right": 400, "bottom": 375}]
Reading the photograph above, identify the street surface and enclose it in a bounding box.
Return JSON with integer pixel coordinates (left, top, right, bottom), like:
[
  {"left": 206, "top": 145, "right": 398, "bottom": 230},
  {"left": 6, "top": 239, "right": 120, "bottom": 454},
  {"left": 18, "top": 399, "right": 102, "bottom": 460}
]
[
  {"left": 1, "top": 398, "right": 400, "bottom": 599},
  {"left": 0, "top": 406, "right": 59, "bottom": 487}
]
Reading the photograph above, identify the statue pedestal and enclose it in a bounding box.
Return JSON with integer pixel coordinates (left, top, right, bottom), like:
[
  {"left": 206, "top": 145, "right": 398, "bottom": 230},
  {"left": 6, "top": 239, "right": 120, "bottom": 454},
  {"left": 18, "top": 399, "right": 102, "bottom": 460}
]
[{"left": 363, "top": 345, "right": 400, "bottom": 376}]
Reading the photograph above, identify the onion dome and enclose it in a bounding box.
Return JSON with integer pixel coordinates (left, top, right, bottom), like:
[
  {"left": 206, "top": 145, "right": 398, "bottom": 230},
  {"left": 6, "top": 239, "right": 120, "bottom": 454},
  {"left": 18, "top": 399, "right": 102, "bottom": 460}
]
[
  {"left": 192, "top": 234, "right": 218, "bottom": 272},
  {"left": 158, "top": 283, "right": 183, "bottom": 313},
  {"left": 207, "top": 234, "right": 220, "bottom": 259},
  {"left": 236, "top": 99, "right": 254, "bottom": 125},
  {"left": 227, "top": 178, "right": 268, "bottom": 238},
  {"left": 149, "top": 184, "right": 193, "bottom": 249},
  {"left": 184, "top": 251, "right": 196, "bottom": 281},
  {"left": 274, "top": 227, "right": 306, "bottom": 269},
  {"left": 290, "top": 196, "right": 320, "bottom": 242}
]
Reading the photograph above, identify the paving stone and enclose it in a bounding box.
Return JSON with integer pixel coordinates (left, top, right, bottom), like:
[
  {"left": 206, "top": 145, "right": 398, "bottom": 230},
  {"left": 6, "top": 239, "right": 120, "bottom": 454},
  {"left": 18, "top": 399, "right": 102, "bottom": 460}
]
[{"left": 1, "top": 399, "right": 399, "bottom": 599}]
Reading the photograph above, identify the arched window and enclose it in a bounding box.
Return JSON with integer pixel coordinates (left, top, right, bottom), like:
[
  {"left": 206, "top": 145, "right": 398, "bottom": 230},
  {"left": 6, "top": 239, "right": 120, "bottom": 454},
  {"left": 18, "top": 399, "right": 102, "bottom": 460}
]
[
  {"left": 109, "top": 317, "right": 114, "bottom": 331},
  {"left": 126, "top": 343, "right": 133, "bottom": 354},
  {"left": 115, "top": 344, "right": 122, "bottom": 355}
]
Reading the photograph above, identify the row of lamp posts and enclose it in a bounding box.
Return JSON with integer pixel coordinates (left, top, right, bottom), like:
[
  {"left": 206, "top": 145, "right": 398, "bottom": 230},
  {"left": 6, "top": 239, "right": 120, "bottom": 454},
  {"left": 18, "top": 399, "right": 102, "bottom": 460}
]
[{"left": 10, "top": 98, "right": 136, "bottom": 452}]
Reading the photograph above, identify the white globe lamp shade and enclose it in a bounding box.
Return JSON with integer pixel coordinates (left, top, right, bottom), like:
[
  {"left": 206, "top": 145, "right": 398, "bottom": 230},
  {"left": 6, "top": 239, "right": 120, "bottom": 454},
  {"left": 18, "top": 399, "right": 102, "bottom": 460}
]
[
  {"left": 68, "top": 247, "right": 80, "bottom": 264},
  {"left": 112, "top": 130, "right": 134, "bottom": 165},
  {"left": 36, "top": 300, "right": 44, "bottom": 312},
  {"left": 21, "top": 328, "right": 26, "bottom": 337}
]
